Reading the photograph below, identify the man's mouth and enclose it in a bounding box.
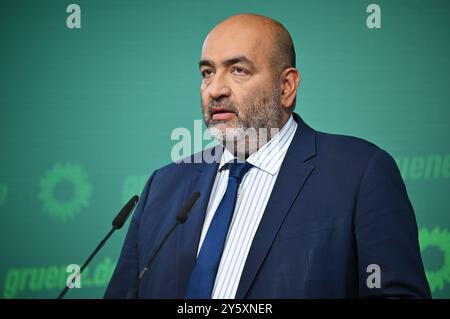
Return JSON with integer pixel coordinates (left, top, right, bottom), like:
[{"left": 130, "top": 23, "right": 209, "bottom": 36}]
[{"left": 211, "top": 106, "right": 236, "bottom": 121}]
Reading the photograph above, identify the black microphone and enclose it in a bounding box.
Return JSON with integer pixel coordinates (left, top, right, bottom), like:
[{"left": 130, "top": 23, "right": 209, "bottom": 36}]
[
  {"left": 127, "top": 191, "right": 200, "bottom": 299},
  {"left": 57, "top": 195, "right": 139, "bottom": 299}
]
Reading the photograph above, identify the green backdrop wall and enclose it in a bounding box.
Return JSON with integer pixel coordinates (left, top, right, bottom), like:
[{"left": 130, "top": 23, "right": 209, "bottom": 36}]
[{"left": 1, "top": 0, "right": 449, "bottom": 298}]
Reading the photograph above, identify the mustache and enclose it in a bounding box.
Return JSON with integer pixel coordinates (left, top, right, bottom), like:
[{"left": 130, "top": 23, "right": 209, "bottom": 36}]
[{"left": 207, "top": 99, "right": 239, "bottom": 117}]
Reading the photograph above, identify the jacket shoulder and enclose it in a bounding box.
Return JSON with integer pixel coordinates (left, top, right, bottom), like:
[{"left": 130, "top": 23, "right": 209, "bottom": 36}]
[
  {"left": 152, "top": 146, "right": 219, "bottom": 177},
  {"left": 315, "top": 130, "right": 382, "bottom": 161}
]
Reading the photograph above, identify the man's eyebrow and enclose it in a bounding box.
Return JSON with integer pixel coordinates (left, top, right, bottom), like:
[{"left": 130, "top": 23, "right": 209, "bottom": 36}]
[
  {"left": 199, "top": 59, "right": 214, "bottom": 69},
  {"left": 198, "top": 56, "right": 255, "bottom": 69},
  {"left": 222, "top": 56, "right": 255, "bottom": 69}
]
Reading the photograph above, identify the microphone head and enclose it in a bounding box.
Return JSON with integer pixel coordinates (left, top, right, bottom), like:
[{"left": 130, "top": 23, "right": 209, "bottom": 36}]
[
  {"left": 176, "top": 192, "right": 200, "bottom": 224},
  {"left": 113, "top": 195, "right": 139, "bottom": 229}
]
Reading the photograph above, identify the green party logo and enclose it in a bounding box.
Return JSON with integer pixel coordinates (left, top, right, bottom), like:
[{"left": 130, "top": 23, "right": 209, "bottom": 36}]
[
  {"left": 38, "top": 163, "right": 92, "bottom": 222},
  {"left": 419, "top": 227, "right": 450, "bottom": 293},
  {"left": 0, "top": 183, "right": 7, "bottom": 207}
]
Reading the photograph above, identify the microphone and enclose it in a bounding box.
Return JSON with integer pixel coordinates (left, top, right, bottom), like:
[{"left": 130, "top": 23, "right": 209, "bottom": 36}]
[
  {"left": 127, "top": 191, "right": 200, "bottom": 299},
  {"left": 57, "top": 195, "right": 139, "bottom": 299}
]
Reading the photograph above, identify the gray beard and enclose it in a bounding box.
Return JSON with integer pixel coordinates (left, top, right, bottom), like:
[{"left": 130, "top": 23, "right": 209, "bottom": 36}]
[{"left": 206, "top": 85, "right": 282, "bottom": 158}]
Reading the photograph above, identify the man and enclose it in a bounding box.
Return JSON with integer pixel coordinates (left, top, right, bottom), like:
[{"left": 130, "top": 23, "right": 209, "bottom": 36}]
[{"left": 105, "top": 14, "right": 430, "bottom": 298}]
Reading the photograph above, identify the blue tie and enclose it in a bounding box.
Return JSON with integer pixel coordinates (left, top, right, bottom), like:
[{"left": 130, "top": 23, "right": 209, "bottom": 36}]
[{"left": 185, "top": 161, "right": 253, "bottom": 299}]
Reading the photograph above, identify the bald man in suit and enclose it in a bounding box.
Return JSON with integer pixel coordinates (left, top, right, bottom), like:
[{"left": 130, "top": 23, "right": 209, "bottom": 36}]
[{"left": 105, "top": 14, "right": 430, "bottom": 299}]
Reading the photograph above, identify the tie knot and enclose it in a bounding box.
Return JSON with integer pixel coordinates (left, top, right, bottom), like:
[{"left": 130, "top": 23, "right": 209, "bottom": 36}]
[{"left": 227, "top": 161, "right": 253, "bottom": 182}]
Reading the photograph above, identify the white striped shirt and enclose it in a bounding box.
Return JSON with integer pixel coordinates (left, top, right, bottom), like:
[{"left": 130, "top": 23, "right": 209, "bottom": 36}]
[{"left": 197, "top": 115, "right": 298, "bottom": 299}]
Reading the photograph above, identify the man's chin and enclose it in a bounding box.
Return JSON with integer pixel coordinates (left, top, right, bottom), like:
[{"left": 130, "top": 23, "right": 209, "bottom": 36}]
[
  {"left": 208, "top": 119, "right": 233, "bottom": 127},
  {"left": 207, "top": 125, "right": 227, "bottom": 143},
  {"left": 207, "top": 120, "right": 231, "bottom": 133},
  {"left": 208, "top": 123, "right": 243, "bottom": 142}
]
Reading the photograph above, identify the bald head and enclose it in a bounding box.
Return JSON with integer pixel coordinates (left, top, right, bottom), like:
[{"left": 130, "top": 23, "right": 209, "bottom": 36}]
[
  {"left": 204, "top": 14, "right": 296, "bottom": 76},
  {"left": 199, "top": 14, "right": 301, "bottom": 156}
]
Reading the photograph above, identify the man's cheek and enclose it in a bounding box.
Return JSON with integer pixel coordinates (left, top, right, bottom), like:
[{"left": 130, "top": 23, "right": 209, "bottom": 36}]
[{"left": 200, "top": 102, "right": 208, "bottom": 115}]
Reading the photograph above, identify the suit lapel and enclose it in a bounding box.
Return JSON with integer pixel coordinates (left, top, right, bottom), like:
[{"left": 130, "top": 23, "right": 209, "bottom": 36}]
[
  {"left": 175, "top": 147, "right": 222, "bottom": 297},
  {"left": 236, "top": 113, "right": 317, "bottom": 298}
]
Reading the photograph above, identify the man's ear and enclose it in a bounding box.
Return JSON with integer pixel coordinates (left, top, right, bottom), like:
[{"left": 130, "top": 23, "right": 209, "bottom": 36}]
[{"left": 280, "top": 67, "right": 300, "bottom": 110}]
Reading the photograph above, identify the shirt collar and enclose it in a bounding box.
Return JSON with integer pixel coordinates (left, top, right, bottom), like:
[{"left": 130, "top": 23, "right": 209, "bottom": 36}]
[{"left": 219, "top": 115, "right": 298, "bottom": 176}]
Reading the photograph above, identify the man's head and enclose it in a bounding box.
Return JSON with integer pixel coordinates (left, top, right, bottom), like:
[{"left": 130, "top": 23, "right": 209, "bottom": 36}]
[{"left": 199, "top": 14, "right": 300, "bottom": 156}]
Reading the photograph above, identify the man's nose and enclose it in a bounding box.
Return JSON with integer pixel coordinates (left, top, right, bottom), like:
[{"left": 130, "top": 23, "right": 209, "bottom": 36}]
[{"left": 208, "top": 73, "right": 231, "bottom": 100}]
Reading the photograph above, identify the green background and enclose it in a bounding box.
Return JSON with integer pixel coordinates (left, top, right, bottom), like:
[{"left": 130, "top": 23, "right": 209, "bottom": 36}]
[{"left": 1, "top": 0, "right": 449, "bottom": 298}]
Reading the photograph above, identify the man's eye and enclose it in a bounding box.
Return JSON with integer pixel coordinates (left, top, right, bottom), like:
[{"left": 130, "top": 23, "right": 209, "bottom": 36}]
[
  {"left": 232, "top": 67, "right": 249, "bottom": 76},
  {"left": 201, "top": 69, "right": 213, "bottom": 78}
]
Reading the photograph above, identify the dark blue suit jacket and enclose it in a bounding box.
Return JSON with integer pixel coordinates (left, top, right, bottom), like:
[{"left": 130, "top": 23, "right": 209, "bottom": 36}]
[{"left": 105, "top": 113, "right": 430, "bottom": 298}]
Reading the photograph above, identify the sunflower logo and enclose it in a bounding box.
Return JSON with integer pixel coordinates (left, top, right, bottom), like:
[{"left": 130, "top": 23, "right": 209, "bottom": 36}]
[
  {"left": 419, "top": 227, "right": 450, "bottom": 293},
  {"left": 0, "top": 183, "right": 7, "bottom": 207},
  {"left": 38, "top": 163, "right": 92, "bottom": 222}
]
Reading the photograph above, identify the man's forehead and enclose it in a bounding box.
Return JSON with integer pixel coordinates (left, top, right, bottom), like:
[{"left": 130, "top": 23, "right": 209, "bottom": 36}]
[{"left": 201, "top": 28, "right": 271, "bottom": 66}]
